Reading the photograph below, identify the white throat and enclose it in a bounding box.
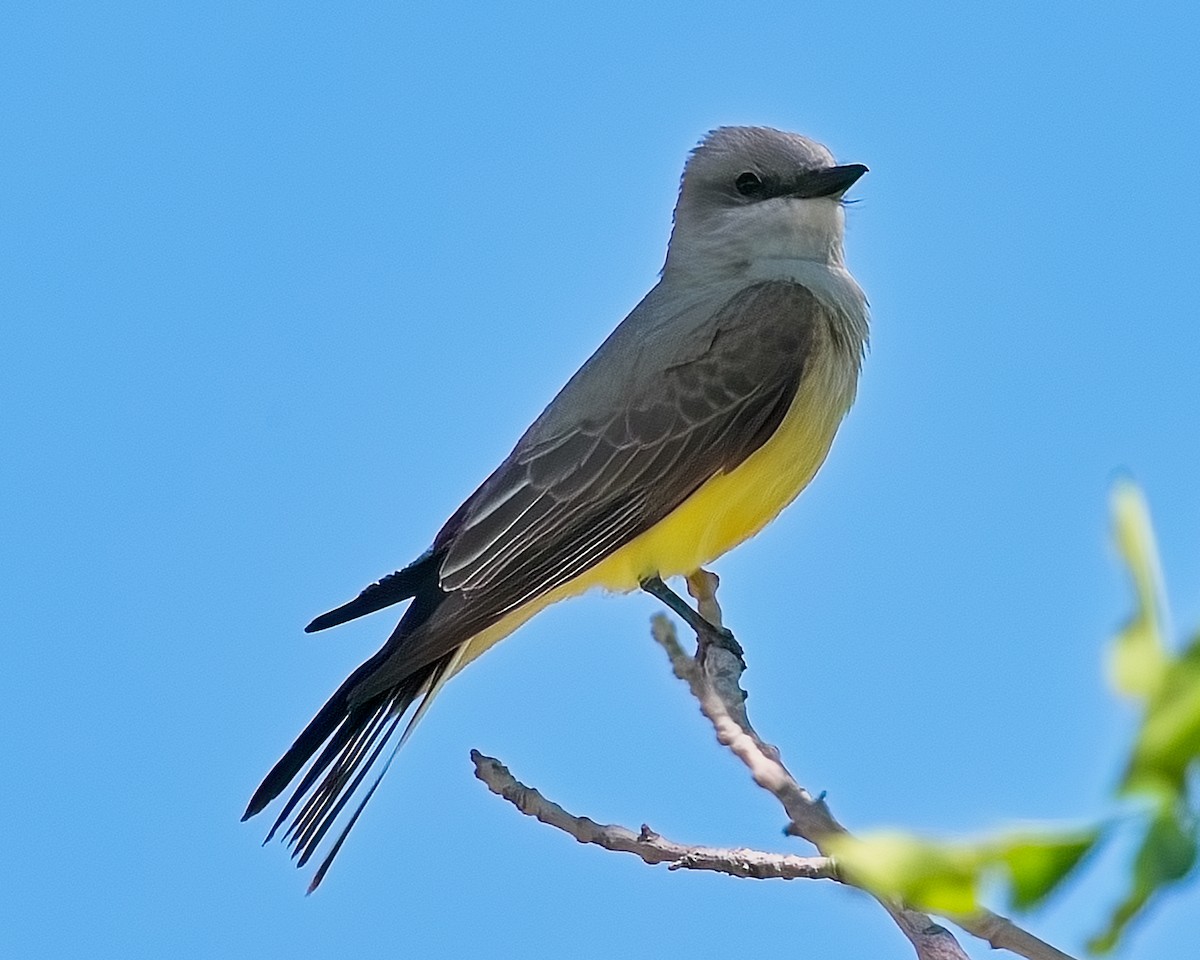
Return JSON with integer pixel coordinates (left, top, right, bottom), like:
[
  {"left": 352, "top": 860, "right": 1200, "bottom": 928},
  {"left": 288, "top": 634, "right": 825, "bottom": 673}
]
[{"left": 663, "top": 197, "right": 867, "bottom": 338}]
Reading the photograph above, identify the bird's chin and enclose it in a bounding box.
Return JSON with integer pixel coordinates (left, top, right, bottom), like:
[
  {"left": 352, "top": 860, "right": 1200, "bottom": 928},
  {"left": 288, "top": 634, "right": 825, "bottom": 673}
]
[{"left": 728, "top": 198, "right": 844, "bottom": 267}]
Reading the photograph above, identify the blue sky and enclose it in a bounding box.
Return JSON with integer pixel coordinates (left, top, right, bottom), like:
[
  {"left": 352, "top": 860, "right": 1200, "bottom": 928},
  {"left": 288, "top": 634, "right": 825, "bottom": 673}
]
[{"left": 3, "top": 2, "right": 1198, "bottom": 957}]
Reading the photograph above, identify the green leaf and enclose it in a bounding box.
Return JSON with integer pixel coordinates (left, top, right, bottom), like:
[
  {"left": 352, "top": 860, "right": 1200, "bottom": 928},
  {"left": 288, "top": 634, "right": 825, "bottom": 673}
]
[
  {"left": 829, "top": 826, "right": 1099, "bottom": 918},
  {"left": 1089, "top": 800, "right": 1198, "bottom": 953},
  {"left": 1094, "top": 483, "right": 1200, "bottom": 950},
  {"left": 993, "top": 828, "right": 1101, "bottom": 909},
  {"left": 828, "top": 831, "right": 983, "bottom": 915},
  {"left": 1123, "top": 633, "right": 1200, "bottom": 796},
  {"left": 1108, "top": 479, "right": 1200, "bottom": 796},
  {"left": 1108, "top": 481, "right": 1170, "bottom": 700}
]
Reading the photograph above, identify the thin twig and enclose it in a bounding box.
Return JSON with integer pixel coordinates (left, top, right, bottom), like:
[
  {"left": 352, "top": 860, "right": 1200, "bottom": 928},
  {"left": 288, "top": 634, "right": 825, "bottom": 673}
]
[
  {"left": 964, "top": 911, "right": 1079, "bottom": 960},
  {"left": 471, "top": 750, "right": 837, "bottom": 881},
  {"left": 656, "top": 571, "right": 1078, "bottom": 960},
  {"left": 651, "top": 613, "right": 965, "bottom": 960}
]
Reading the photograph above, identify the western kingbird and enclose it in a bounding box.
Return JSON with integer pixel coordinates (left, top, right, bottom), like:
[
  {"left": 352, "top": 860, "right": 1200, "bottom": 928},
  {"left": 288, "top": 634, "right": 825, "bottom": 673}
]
[{"left": 245, "top": 125, "right": 869, "bottom": 888}]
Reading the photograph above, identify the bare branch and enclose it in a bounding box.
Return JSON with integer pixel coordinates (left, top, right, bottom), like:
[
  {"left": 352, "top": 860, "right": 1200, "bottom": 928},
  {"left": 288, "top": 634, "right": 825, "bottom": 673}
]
[
  {"left": 654, "top": 572, "right": 1079, "bottom": 960},
  {"left": 471, "top": 750, "right": 837, "bottom": 882},
  {"left": 650, "top": 611, "right": 843, "bottom": 843}
]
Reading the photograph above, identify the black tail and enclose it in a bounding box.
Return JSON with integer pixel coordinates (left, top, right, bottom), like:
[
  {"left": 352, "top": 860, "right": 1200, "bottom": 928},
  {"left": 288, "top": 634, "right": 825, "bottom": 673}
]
[
  {"left": 245, "top": 551, "right": 452, "bottom": 889},
  {"left": 304, "top": 549, "right": 438, "bottom": 633},
  {"left": 242, "top": 647, "right": 389, "bottom": 822},
  {"left": 243, "top": 643, "right": 458, "bottom": 891}
]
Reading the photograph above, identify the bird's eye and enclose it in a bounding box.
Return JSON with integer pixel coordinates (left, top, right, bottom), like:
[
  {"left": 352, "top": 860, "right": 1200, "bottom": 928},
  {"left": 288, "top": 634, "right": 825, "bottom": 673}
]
[{"left": 735, "top": 172, "right": 764, "bottom": 197}]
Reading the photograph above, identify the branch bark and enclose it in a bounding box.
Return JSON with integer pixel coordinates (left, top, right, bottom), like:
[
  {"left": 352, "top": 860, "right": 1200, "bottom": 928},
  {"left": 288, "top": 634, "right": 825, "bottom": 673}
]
[{"left": 471, "top": 750, "right": 837, "bottom": 881}]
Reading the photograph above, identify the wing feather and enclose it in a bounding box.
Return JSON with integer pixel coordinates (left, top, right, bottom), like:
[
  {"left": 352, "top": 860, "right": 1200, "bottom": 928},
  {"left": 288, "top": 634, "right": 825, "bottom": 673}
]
[{"left": 441, "top": 280, "right": 825, "bottom": 609}]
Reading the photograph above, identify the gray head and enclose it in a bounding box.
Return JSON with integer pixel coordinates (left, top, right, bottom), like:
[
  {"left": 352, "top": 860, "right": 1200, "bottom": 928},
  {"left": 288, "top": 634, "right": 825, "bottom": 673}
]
[{"left": 665, "top": 126, "right": 866, "bottom": 275}]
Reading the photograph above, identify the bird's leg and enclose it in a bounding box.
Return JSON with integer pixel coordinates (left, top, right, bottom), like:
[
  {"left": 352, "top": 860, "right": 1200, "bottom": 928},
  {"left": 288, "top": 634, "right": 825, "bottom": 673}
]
[{"left": 640, "top": 573, "right": 744, "bottom": 660}]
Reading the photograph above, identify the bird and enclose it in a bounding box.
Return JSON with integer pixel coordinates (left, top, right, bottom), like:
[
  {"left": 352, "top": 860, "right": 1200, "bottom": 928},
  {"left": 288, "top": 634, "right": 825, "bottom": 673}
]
[{"left": 244, "top": 125, "right": 870, "bottom": 889}]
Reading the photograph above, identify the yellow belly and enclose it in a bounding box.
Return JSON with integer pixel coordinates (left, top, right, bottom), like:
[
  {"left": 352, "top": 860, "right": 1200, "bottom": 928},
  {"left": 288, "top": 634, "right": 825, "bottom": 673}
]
[{"left": 452, "top": 338, "right": 857, "bottom": 673}]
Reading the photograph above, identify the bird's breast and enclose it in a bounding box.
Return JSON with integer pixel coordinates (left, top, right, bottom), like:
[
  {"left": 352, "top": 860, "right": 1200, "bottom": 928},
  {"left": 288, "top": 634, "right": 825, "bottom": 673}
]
[{"left": 575, "top": 322, "right": 860, "bottom": 592}]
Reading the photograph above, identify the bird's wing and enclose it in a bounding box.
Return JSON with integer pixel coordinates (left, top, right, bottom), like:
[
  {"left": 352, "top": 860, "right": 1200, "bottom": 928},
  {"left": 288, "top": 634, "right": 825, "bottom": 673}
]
[{"left": 436, "top": 278, "right": 826, "bottom": 624}]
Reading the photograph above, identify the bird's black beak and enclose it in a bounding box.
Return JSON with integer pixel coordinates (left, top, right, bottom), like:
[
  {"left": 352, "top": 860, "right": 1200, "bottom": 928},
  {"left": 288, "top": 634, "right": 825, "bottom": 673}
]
[{"left": 791, "top": 163, "right": 869, "bottom": 199}]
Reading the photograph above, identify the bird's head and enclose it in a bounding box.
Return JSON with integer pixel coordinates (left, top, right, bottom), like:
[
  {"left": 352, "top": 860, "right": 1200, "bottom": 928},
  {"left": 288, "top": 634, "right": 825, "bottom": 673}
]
[{"left": 665, "top": 126, "right": 866, "bottom": 278}]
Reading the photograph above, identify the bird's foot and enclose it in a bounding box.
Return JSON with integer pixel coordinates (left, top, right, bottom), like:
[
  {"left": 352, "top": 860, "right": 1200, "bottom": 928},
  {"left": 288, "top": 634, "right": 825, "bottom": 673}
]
[
  {"left": 640, "top": 574, "right": 744, "bottom": 661},
  {"left": 698, "top": 623, "right": 744, "bottom": 660}
]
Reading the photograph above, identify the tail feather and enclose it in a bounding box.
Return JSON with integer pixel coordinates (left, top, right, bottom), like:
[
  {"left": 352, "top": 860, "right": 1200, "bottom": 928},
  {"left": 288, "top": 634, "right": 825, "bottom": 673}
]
[
  {"left": 305, "top": 550, "right": 438, "bottom": 633},
  {"left": 272, "top": 698, "right": 388, "bottom": 845},
  {"left": 242, "top": 649, "right": 390, "bottom": 821},
  {"left": 245, "top": 645, "right": 461, "bottom": 889},
  {"left": 286, "top": 698, "right": 397, "bottom": 853},
  {"left": 295, "top": 709, "right": 406, "bottom": 866},
  {"left": 263, "top": 702, "right": 369, "bottom": 842},
  {"left": 304, "top": 732, "right": 403, "bottom": 894},
  {"left": 247, "top": 551, "right": 465, "bottom": 888},
  {"left": 303, "top": 653, "right": 461, "bottom": 891}
]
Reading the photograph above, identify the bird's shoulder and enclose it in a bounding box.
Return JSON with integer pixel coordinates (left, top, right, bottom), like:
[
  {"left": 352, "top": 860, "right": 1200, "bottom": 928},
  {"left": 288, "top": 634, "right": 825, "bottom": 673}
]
[{"left": 523, "top": 277, "right": 823, "bottom": 444}]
